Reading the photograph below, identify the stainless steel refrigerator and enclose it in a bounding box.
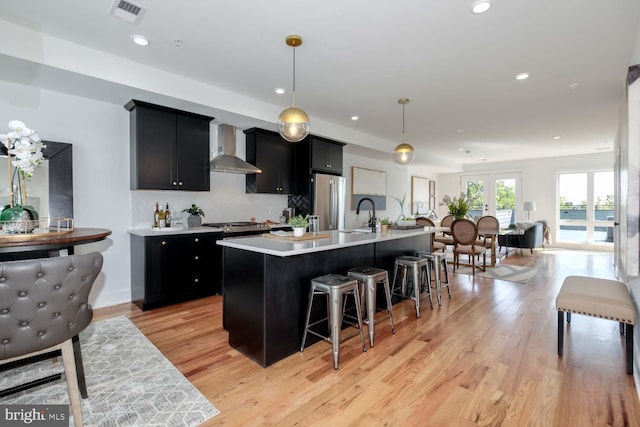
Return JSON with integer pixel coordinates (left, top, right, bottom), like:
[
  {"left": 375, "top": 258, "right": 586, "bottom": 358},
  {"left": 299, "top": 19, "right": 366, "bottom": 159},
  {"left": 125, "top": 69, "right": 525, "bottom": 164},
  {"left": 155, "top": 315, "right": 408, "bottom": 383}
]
[{"left": 311, "top": 173, "right": 345, "bottom": 231}]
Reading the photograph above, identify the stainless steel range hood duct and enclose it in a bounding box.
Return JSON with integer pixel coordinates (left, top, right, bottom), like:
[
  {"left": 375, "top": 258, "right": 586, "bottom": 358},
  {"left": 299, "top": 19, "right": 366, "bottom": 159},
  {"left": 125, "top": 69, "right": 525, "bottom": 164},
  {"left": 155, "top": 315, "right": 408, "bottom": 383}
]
[{"left": 210, "top": 124, "right": 262, "bottom": 174}]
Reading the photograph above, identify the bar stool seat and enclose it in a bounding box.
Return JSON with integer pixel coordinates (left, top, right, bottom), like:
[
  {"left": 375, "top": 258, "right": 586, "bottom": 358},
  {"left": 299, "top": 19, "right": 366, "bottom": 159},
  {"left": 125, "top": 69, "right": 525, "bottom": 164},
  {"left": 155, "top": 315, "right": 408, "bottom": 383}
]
[
  {"left": 391, "top": 255, "right": 432, "bottom": 318},
  {"left": 347, "top": 267, "right": 396, "bottom": 347},
  {"left": 300, "top": 274, "right": 367, "bottom": 369},
  {"left": 417, "top": 251, "right": 451, "bottom": 306}
]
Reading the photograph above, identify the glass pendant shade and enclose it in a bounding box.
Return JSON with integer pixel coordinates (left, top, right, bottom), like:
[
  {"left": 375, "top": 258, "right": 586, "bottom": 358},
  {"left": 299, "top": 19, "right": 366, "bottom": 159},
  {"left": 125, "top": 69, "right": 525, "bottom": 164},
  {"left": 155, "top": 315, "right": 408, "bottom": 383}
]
[
  {"left": 278, "top": 35, "right": 309, "bottom": 143},
  {"left": 278, "top": 106, "right": 310, "bottom": 142},
  {"left": 394, "top": 143, "right": 415, "bottom": 165},
  {"left": 393, "top": 98, "right": 415, "bottom": 165}
]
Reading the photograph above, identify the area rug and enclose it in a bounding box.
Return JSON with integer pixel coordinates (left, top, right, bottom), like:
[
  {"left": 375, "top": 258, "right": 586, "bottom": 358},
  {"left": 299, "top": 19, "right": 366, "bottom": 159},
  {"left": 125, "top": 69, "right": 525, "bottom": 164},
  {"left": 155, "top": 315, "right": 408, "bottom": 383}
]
[
  {"left": 0, "top": 316, "right": 219, "bottom": 426},
  {"left": 453, "top": 264, "right": 538, "bottom": 284}
]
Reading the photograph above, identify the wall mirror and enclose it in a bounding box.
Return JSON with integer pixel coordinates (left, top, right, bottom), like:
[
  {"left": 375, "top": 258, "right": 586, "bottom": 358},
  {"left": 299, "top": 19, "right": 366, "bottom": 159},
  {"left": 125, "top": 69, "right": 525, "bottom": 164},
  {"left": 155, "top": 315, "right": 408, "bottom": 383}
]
[
  {"left": 411, "top": 176, "right": 434, "bottom": 215},
  {"left": 0, "top": 140, "right": 73, "bottom": 219}
]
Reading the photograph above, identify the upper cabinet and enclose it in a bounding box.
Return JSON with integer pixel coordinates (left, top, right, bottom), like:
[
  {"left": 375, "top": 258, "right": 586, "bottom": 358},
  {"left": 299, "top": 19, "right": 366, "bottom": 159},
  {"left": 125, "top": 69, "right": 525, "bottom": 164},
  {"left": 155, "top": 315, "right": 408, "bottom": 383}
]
[
  {"left": 309, "top": 136, "right": 344, "bottom": 175},
  {"left": 125, "top": 99, "right": 213, "bottom": 191},
  {"left": 244, "top": 128, "right": 295, "bottom": 194}
]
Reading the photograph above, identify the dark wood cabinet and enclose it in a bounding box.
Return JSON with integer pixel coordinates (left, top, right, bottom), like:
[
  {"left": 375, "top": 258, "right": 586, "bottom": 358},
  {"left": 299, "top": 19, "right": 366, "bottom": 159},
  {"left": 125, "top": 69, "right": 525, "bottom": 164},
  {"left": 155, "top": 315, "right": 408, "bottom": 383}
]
[
  {"left": 244, "top": 128, "right": 295, "bottom": 194},
  {"left": 125, "top": 99, "right": 213, "bottom": 191},
  {"left": 310, "top": 136, "right": 344, "bottom": 175},
  {"left": 130, "top": 231, "right": 222, "bottom": 310}
]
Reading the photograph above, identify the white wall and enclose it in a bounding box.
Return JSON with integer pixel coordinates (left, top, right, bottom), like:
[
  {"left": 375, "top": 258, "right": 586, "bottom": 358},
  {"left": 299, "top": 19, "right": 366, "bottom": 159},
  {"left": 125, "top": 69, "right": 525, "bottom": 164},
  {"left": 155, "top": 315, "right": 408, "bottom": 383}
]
[
  {"left": 437, "top": 152, "right": 614, "bottom": 246},
  {"left": 0, "top": 80, "right": 289, "bottom": 308}
]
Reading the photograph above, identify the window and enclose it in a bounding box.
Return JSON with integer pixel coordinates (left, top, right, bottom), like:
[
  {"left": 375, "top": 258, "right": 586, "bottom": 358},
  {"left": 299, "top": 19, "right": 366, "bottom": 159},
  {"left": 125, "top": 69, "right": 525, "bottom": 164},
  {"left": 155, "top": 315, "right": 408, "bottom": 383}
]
[{"left": 557, "top": 171, "right": 613, "bottom": 244}]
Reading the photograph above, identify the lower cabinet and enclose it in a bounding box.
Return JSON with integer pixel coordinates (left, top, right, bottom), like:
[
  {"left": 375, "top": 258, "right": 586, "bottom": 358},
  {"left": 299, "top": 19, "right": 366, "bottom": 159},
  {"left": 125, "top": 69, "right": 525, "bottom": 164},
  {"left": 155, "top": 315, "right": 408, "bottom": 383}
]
[{"left": 130, "top": 232, "right": 222, "bottom": 310}]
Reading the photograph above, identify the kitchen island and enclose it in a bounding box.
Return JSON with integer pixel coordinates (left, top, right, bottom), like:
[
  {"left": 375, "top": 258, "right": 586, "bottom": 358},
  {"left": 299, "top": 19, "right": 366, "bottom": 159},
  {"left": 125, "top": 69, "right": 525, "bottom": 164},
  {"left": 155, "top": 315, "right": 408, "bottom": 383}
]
[{"left": 218, "top": 228, "right": 437, "bottom": 367}]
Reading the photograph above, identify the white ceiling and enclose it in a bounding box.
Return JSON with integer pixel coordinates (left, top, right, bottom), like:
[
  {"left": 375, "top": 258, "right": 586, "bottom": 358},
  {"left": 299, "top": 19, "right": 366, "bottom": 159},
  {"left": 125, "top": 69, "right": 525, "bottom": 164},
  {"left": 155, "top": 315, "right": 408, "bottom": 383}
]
[{"left": 1, "top": 0, "right": 639, "bottom": 170}]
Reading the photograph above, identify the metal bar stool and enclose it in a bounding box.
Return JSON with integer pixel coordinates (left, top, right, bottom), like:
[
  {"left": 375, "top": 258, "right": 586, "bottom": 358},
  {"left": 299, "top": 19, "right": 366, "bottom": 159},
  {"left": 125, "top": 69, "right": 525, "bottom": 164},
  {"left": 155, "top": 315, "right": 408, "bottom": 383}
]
[
  {"left": 417, "top": 251, "right": 451, "bottom": 306},
  {"left": 347, "top": 267, "right": 396, "bottom": 347},
  {"left": 300, "top": 274, "right": 367, "bottom": 369},
  {"left": 390, "top": 255, "right": 432, "bottom": 318}
]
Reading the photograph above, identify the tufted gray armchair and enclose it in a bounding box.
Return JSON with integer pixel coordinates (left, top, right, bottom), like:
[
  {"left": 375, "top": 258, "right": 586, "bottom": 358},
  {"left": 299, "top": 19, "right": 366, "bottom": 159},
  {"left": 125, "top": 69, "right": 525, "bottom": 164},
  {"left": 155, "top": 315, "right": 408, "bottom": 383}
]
[{"left": 0, "top": 252, "right": 103, "bottom": 427}]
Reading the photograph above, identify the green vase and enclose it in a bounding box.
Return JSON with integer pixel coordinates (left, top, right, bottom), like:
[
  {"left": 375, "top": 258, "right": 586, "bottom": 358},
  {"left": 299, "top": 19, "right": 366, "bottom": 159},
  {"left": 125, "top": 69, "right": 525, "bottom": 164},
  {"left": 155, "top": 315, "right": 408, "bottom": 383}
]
[{"left": 0, "top": 204, "right": 39, "bottom": 234}]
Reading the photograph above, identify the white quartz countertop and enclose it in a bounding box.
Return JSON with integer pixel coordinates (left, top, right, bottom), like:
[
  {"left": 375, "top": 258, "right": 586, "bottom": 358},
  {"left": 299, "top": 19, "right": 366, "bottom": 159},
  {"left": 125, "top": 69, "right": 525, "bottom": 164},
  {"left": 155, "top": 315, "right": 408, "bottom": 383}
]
[
  {"left": 128, "top": 226, "right": 223, "bottom": 237},
  {"left": 217, "top": 227, "right": 442, "bottom": 257}
]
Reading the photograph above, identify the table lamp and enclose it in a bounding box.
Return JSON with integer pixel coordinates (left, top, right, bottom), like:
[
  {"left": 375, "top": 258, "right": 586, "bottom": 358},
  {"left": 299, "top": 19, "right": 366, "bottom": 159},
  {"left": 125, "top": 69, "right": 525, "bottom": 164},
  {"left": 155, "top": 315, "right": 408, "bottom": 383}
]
[{"left": 522, "top": 201, "right": 536, "bottom": 220}]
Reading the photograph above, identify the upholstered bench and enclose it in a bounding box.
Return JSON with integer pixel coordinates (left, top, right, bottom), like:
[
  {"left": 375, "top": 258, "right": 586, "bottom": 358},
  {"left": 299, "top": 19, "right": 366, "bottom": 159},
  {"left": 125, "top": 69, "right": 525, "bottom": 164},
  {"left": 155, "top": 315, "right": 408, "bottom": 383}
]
[{"left": 556, "top": 275, "right": 636, "bottom": 374}]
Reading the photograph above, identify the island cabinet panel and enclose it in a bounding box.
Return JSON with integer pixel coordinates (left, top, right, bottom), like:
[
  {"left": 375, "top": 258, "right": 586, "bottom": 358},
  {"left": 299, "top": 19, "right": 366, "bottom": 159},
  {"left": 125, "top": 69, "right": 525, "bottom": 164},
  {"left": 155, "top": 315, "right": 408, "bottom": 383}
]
[
  {"left": 224, "top": 244, "right": 373, "bottom": 367},
  {"left": 131, "top": 232, "right": 222, "bottom": 310},
  {"left": 244, "top": 127, "right": 295, "bottom": 194},
  {"left": 126, "top": 99, "right": 213, "bottom": 191}
]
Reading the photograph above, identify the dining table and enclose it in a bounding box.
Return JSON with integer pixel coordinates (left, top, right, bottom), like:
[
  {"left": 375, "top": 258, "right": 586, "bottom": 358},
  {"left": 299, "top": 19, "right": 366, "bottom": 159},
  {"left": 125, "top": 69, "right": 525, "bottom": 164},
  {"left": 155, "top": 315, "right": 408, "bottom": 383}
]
[{"left": 0, "top": 226, "right": 112, "bottom": 399}]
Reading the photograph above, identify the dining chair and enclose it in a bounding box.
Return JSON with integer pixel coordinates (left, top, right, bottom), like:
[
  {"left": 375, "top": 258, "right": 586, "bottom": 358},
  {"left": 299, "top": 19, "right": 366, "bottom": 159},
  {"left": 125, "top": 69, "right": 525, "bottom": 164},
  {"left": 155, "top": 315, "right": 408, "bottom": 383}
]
[
  {"left": 0, "top": 252, "right": 103, "bottom": 427},
  {"left": 451, "top": 218, "right": 486, "bottom": 275},
  {"left": 476, "top": 215, "right": 500, "bottom": 249},
  {"left": 416, "top": 217, "right": 445, "bottom": 252},
  {"left": 434, "top": 214, "right": 455, "bottom": 249}
]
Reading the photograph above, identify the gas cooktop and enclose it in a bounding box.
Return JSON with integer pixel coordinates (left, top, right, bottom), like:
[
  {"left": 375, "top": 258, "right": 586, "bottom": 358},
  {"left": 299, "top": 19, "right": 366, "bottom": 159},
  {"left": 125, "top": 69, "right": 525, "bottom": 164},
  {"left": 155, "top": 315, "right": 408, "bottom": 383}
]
[{"left": 201, "top": 221, "right": 273, "bottom": 236}]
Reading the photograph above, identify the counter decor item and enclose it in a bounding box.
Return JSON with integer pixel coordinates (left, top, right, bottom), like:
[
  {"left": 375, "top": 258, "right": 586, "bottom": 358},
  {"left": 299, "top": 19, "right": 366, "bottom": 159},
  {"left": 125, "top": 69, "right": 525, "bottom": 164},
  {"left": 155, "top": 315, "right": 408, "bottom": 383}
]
[
  {"left": 441, "top": 193, "right": 470, "bottom": 219},
  {"left": 379, "top": 217, "right": 391, "bottom": 234},
  {"left": 0, "top": 120, "right": 45, "bottom": 234},
  {"left": 183, "top": 204, "right": 205, "bottom": 227},
  {"left": 388, "top": 190, "right": 408, "bottom": 225},
  {"left": 288, "top": 214, "right": 308, "bottom": 237}
]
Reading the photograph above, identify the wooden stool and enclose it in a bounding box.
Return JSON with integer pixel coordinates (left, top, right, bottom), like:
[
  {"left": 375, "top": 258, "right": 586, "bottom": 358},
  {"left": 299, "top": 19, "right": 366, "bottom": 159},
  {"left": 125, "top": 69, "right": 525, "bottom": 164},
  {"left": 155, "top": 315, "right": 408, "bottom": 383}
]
[
  {"left": 300, "top": 274, "right": 367, "bottom": 369},
  {"left": 556, "top": 275, "right": 636, "bottom": 374}
]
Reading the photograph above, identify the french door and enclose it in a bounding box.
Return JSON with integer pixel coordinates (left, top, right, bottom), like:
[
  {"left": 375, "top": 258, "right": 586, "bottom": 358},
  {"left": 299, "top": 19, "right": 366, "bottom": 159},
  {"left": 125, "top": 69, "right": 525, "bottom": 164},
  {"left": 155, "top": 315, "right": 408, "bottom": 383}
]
[{"left": 460, "top": 173, "right": 522, "bottom": 228}]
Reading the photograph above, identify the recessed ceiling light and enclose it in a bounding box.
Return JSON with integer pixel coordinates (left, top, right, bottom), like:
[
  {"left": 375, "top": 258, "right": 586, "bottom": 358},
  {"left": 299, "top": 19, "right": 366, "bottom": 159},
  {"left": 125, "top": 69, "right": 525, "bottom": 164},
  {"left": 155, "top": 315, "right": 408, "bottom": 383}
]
[
  {"left": 471, "top": 1, "right": 491, "bottom": 14},
  {"left": 131, "top": 35, "right": 148, "bottom": 46},
  {"left": 569, "top": 83, "right": 579, "bottom": 89},
  {"left": 458, "top": 147, "right": 465, "bottom": 151},
  {"left": 351, "top": 116, "right": 359, "bottom": 121},
  {"left": 560, "top": 148, "right": 567, "bottom": 152},
  {"left": 516, "top": 73, "right": 529, "bottom": 80},
  {"left": 552, "top": 136, "right": 561, "bottom": 140},
  {"left": 275, "top": 88, "right": 285, "bottom": 94}
]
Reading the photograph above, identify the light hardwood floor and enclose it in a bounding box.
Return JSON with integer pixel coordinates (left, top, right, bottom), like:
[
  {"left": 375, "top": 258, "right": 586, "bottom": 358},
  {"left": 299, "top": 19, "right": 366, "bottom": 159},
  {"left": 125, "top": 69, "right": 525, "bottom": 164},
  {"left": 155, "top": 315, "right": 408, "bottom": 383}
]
[{"left": 95, "top": 248, "right": 640, "bottom": 426}]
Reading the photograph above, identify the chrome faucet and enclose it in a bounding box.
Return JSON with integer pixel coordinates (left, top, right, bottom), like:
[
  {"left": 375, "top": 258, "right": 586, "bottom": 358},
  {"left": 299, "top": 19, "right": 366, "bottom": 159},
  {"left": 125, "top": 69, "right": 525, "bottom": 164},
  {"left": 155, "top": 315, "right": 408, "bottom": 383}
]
[{"left": 356, "top": 197, "right": 376, "bottom": 232}]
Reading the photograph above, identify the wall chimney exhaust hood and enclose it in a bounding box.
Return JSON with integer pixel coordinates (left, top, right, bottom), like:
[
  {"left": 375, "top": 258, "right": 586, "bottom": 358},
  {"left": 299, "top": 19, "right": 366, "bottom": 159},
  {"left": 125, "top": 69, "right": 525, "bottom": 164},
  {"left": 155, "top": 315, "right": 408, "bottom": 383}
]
[{"left": 210, "top": 124, "right": 262, "bottom": 174}]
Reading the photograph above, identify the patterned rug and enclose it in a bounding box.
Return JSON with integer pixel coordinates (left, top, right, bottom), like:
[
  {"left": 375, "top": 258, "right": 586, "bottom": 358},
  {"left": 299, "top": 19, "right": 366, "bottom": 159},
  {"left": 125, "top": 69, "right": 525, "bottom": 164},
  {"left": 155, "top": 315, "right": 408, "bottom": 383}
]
[
  {"left": 453, "top": 264, "right": 538, "bottom": 284},
  {"left": 0, "top": 316, "right": 219, "bottom": 426}
]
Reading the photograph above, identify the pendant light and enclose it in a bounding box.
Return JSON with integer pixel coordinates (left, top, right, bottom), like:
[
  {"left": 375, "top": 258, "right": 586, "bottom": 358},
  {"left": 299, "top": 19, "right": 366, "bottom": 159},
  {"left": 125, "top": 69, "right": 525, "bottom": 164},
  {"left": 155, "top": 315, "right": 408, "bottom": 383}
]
[
  {"left": 278, "top": 35, "right": 310, "bottom": 142},
  {"left": 394, "top": 98, "right": 415, "bottom": 165}
]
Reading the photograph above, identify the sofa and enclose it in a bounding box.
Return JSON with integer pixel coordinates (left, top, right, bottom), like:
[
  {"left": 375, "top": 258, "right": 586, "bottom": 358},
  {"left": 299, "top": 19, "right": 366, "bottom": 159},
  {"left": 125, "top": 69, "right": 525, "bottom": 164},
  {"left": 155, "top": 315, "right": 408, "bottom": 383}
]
[{"left": 498, "top": 221, "right": 544, "bottom": 255}]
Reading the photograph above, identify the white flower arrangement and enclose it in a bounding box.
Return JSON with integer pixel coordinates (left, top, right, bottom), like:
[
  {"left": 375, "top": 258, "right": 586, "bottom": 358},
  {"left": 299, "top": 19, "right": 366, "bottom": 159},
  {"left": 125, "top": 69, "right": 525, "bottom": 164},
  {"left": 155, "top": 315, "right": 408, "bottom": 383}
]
[
  {"left": 0, "top": 120, "right": 45, "bottom": 212},
  {"left": 0, "top": 120, "right": 45, "bottom": 178}
]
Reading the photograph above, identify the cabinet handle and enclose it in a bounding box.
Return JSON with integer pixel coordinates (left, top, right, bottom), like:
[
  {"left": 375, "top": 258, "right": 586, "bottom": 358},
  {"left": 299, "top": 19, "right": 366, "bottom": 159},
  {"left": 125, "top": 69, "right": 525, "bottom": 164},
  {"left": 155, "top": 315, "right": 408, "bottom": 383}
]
[
  {"left": 326, "top": 164, "right": 332, "bottom": 168},
  {"left": 161, "top": 241, "right": 166, "bottom": 246}
]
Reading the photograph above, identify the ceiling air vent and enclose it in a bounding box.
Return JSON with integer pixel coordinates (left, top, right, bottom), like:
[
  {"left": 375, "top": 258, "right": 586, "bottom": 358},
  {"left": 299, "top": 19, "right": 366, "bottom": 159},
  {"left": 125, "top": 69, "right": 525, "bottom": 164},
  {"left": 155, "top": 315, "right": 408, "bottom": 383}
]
[{"left": 109, "top": 0, "right": 147, "bottom": 24}]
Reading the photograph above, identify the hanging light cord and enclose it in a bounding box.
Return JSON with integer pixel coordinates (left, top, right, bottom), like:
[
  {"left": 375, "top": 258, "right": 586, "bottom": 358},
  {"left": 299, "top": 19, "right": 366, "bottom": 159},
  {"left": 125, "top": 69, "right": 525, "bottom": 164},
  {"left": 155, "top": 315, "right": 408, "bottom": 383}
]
[
  {"left": 292, "top": 46, "right": 297, "bottom": 107},
  {"left": 401, "top": 102, "right": 405, "bottom": 142}
]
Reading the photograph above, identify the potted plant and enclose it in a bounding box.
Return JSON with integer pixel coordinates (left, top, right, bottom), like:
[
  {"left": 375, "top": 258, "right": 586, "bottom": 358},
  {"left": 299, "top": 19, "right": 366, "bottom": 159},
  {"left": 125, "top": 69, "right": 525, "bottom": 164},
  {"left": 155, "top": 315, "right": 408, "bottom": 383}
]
[
  {"left": 183, "top": 204, "right": 205, "bottom": 227},
  {"left": 379, "top": 217, "right": 391, "bottom": 234},
  {"left": 440, "top": 193, "right": 470, "bottom": 219},
  {"left": 288, "top": 214, "right": 309, "bottom": 237}
]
